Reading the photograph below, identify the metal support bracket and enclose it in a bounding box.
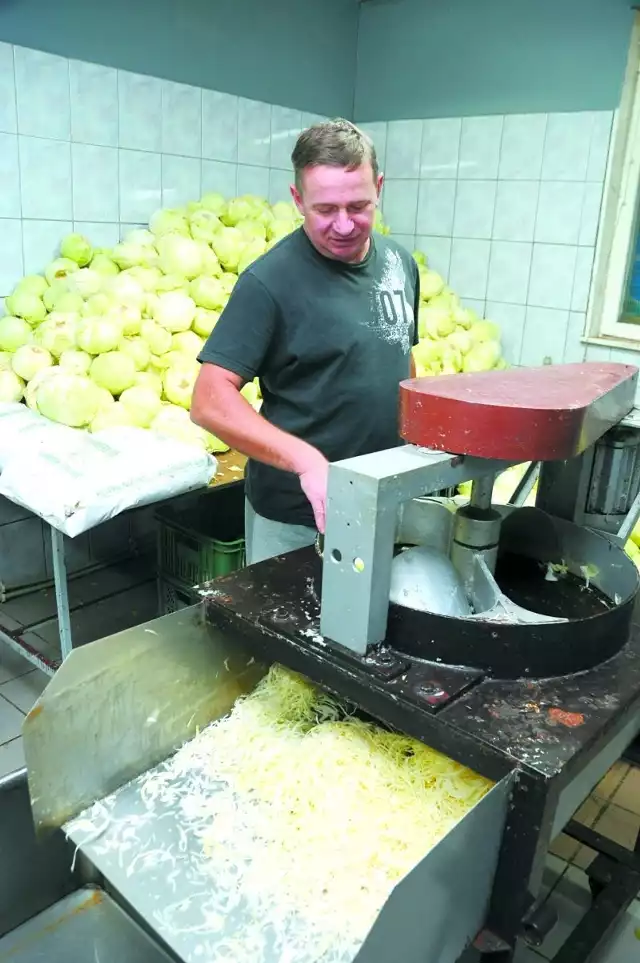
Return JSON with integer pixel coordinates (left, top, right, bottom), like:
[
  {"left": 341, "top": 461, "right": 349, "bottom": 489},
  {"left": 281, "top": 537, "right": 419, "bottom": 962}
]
[
  {"left": 320, "top": 445, "right": 515, "bottom": 652},
  {"left": 50, "top": 526, "right": 73, "bottom": 661}
]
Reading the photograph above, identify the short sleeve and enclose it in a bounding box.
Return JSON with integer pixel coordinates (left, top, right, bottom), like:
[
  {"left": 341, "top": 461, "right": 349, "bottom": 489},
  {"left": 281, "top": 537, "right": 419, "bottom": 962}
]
[
  {"left": 412, "top": 261, "right": 420, "bottom": 346},
  {"left": 198, "top": 271, "right": 277, "bottom": 381}
]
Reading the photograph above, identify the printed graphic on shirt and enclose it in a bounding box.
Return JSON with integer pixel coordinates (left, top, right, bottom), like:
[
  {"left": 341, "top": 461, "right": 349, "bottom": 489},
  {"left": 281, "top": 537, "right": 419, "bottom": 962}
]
[{"left": 370, "top": 248, "right": 415, "bottom": 351}]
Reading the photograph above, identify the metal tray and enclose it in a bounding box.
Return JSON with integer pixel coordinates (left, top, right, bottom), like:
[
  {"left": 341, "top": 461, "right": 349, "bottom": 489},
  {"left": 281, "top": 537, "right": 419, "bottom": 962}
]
[
  {"left": 23, "top": 606, "right": 514, "bottom": 963},
  {"left": 0, "top": 886, "right": 175, "bottom": 962}
]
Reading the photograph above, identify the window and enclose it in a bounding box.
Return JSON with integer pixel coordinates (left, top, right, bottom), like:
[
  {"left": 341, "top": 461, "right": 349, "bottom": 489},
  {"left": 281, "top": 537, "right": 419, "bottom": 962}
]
[
  {"left": 622, "top": 215, "right": 640, "bottom": 322},
  {"left": 591, "top": 14, "right": 640, "bottom": 342}
]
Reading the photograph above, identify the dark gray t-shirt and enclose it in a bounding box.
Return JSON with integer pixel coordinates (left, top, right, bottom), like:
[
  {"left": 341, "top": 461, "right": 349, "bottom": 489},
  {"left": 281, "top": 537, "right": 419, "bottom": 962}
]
[{"left": 198, "top": 227, "right": 420, "bottom": 527}]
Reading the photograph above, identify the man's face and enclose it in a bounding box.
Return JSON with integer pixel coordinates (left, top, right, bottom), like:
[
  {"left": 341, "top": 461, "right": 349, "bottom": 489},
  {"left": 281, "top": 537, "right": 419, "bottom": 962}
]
[{"left": 291, "top": 163, "right": 383, "bottom": 263}]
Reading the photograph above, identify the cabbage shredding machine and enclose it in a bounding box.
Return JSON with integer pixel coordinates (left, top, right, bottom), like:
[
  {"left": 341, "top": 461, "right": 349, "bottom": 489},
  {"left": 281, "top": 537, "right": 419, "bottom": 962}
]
[{"left": 5, "top": 361, "right": 640, "bottom": 963}]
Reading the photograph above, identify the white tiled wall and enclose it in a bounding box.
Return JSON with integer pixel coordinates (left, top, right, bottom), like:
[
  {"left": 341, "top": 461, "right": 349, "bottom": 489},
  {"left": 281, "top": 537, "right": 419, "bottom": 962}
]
[
  {"left": 0, "top": 42, "right": 322, "bottom": 302},
  {"left": 361, "top": 110, "right": 637, "bottom": 368}
]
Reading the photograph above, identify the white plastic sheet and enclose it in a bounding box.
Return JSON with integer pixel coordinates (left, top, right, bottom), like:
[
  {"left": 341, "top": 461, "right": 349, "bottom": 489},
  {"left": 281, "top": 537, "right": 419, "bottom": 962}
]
[
  {"left": 0, "top": 403, "right": 82, "bottom": 470},
  {"left": 0, "top": 412, "right": 217, "bottom": 536}
]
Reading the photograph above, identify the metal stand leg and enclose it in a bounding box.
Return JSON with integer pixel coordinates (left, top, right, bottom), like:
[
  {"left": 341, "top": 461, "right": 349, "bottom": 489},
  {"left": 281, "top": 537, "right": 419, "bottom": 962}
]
[
  {"left": 476, "top": 772, "right": 557, "bottom": 962},
  {"left": 51, "top": 526, "right": 73, "bottom": 660}
]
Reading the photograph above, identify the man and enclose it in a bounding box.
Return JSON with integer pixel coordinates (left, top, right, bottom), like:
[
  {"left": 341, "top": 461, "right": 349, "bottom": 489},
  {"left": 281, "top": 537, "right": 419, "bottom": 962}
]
[{"left": 190, "top": 119, "right": 420, "bottom": 564}]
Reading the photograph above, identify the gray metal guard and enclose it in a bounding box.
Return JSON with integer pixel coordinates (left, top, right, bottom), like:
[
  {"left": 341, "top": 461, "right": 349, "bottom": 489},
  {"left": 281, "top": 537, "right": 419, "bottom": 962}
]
[{"left": 320, "top": 445, "right": 515, "bottom": 653}]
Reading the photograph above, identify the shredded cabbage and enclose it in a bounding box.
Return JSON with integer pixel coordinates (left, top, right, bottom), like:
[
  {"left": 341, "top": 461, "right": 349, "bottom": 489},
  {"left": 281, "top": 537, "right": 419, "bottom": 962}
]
[{"left": 142, "top": 666, "right": 492, "bottom": 959}]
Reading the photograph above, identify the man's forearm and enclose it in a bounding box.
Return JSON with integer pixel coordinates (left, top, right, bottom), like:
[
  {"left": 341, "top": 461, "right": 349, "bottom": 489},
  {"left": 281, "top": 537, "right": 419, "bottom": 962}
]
[{"left": 191, "top": 380, "right": 322, "bottom": 476}]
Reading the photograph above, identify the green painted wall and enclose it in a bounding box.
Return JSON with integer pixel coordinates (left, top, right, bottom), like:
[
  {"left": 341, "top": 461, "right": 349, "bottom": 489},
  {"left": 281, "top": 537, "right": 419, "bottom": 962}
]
[
  {"left": 0, "top": 0, "right": 358, "bottom": 116},
  {"left": 3, "top": 0, "right": 634, "bottom": 122},
  {"left": 355, "top": 0, "right": 634, "bottom": 122}
]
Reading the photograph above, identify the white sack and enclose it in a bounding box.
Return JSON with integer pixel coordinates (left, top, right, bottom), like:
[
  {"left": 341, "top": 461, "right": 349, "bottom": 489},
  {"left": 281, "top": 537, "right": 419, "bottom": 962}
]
[{"left": 0, "top": 424, "right": 217, "bottom": 536}]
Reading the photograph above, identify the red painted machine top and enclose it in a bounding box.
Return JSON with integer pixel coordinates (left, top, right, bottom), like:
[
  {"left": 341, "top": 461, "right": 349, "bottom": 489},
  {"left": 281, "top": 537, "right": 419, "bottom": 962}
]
[{"left": 399, "top": 362, "right": 638, "bottom": 461}]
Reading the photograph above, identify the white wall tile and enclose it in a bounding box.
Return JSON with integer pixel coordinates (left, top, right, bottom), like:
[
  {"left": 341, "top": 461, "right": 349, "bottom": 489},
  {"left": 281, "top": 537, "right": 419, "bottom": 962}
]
[
  {"left": 161, "top": 81, "right": 201, "bottom": 158},
  {"left": 118, "top": 71, "right": 162, "bottom": 152},
  {"left": 269, "top": 168, "right": 293, "bottom": 205},
  {"left": 610, "top": 345, "right": 640, "bottom": 365},
  {"left": 571, "top": 246, "right": 596, "bottom": 312},
  {"left": 534, "top": 181, "right": 585, "bottom": 245},
  {"left": 584, "top": 342, "right": 612, "bottom": 362},
  {"left": 390, "top": 234, "right": 415, "bottom": 252},
  {"left": 498, "top": 114, "right": 546, "bottom": 180},
  {"left": 493, "top": 181, "right": 539, "bottom": 242},
  {"left": 119, "top": 222, "right": 147, "bottom": 235},
  {"left": 0, "top": 134, "right": 21, "bottom": 218},
  {"left": 385, "top": 119, "right": 422, "bottom": 178},
  {"left": 579, "top": 183, "right": 604, "bottom": 246},
  {"left": 270, "top": 106, "right": 301, "bottom": 170},
  {"left": 119, "top": 149, "right": 161, "bottom": 222},
  {"left": 14, "top": 47, "right": 70, "bottom": 141},
  {"left": 458, "top": 116, "right": 503, "bottom": 180},
  {"left": 521, "top": 307, "right": 569, "bottom": 366},
  {"left": 202, "top": 91, "right": 238, "bottom": 163},
  {"left": 238, "top": 98, "right": 271, "bottom": 168},
  {"left": 0, "top": 43, "right": 17, "bottom": 135},
  {"left": 563, "top": 312, "right": 587, "bottom": 362},
  {"left": 541, "top": 112, "right": 593, "bottom": 181},
  {"left": 202, "top": 159, "right": 237, "bottom": 197},
  {"left": 416, "top": 180, "right": 455, "bottom": 237},
  {"left": 484, "top": 301, "right": 526, "bottom": 365},
  {"left": 0, "top": 44, "right": 618, "bottom": 384},
  {"left": 19, "top": 136, "right": 72, "bottom": 220},
  {"left": 22, "top": 219, "right": 71, "bottom": 275},
  {"left": 73, "top": 222, "right": 120, "bottom": 248},
  {"left": 382, "top": 179, "right": 418, "bottom": 234},
  {"left": 528, "top": 243, "right": 578, "bottom": 310},
  {"left": 415, "top": 235, "right": 451, "bottom": 280},
  {"left": 301, "top": 112, "right": 326, "bottom": 129},
  {"left": 420, "top": 118, "right": 461, "bottom": 179},
  {"left": 161, "top": 155, "right": 201, "bottom": 208},
  {"left": 449, "top": 238, "right": 490, "bottom": 300},
  {"left": 0, "top": 220, "right": 23, "bottom": 297},
  {"left": 71, "top": 144, "right": 119, "bottom": 222},
  {"left": 358, "top": 121, "right": 387, "bottom": 171},
  {"left": 69, "top": 61, "right": 118, "bottom": 147},
  {"left": 487, "top": 241, "right": 532, "bottom": 304},
  {"left": 237, "top": 164, "right": 270, "bottom": 198},
  {"left": 453, "top": 180, "right": 496, "bottom": 239},
  {"left": 586, "top": 111, "right": 613, "bottom": 182},
  {"left": 461, "top": 297, "right": 485, "bottom": 315}
]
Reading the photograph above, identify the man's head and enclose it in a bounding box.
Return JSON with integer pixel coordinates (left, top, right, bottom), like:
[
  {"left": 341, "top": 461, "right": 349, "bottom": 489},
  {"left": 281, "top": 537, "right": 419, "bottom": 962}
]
[{"left": 291, "top": 119, "right": 383, "bottom": 263}]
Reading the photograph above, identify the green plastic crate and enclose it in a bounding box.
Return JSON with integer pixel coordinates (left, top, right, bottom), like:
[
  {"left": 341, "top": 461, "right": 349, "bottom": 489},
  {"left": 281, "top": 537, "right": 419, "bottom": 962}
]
[{"left": 155, "top": 481, "right": 245, "bottom": 591}]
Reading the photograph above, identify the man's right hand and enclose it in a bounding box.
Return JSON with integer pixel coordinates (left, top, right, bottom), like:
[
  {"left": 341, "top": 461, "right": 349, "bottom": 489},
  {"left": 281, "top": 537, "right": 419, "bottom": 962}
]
[
  {"left": 191, "top": 365, "right": 330, "bottom": 530},
  {"left": 298, "top": 455, "right": 329, "bottom": 534}
]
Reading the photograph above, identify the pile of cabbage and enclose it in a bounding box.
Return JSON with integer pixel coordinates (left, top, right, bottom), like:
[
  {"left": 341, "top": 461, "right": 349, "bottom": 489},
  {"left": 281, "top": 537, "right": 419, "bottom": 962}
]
[
  {"left": 0, "top": 190, "right": 506, "bottom": 453},
  {"left": 458, "top": 462, "right": 536, "bottom": 507},
  {"left": 0, "top": 193, "right": 300, "bottom": 451},
  {"left": 412, "top": 251, "right": 507, "bottom": 377},
  {"left": 625, "top": 523, "right": 640, "bottom": 572}
]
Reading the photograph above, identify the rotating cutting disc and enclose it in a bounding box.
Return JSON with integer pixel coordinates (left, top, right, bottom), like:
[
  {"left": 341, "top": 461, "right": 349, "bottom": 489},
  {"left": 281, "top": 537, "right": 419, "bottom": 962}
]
[{"left": 389, "top": 545, "right": 472, "bottom": 617}]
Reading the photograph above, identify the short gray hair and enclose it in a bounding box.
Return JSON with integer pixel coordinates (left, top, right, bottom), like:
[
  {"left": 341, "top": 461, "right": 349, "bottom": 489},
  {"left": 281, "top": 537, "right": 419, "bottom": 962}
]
[{"left": 291, "top": 119, "right": 379, "bottom": 191}]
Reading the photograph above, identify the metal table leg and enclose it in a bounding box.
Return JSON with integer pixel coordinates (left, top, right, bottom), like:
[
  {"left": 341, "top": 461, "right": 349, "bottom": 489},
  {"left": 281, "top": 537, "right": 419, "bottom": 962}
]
[{"left": 50, "top": 526, "right": 73, "bottom": 660}]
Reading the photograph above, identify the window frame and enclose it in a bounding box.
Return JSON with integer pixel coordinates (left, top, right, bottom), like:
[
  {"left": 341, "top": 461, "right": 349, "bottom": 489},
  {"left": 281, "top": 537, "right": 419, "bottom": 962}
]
[{"left": 590, "top": 13, "right": 640, "bottom": 343}]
